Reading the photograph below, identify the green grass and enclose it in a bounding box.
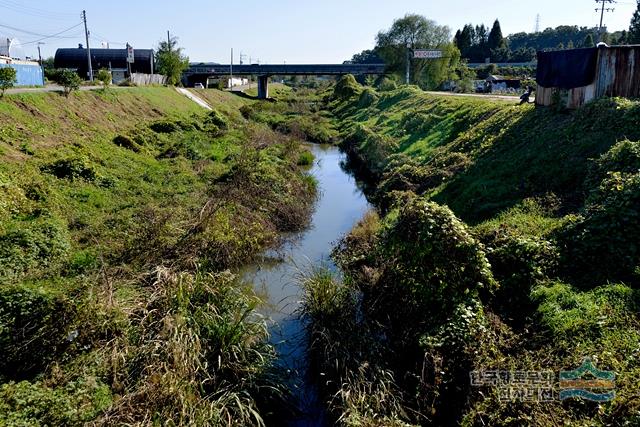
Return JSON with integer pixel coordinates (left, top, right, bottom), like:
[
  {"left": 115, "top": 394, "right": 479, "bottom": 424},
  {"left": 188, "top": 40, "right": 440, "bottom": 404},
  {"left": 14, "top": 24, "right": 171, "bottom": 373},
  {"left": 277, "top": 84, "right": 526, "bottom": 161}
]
[
  {"left": 0, "top": 86, "right": 317, "bottom": 425},
  {"left": 300, "top": 80, "right": 640, "bottom": 426}
]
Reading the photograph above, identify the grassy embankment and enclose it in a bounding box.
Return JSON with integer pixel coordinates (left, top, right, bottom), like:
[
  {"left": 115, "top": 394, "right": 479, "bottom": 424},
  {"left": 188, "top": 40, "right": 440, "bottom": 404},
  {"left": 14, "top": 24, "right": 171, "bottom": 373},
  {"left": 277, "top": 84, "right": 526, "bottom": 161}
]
[
  {"left": 0, "top": 87, "right": 317, "bottom": 425},
  {"left": 302, "top": 77, "right": 640, "bottom": 425}
]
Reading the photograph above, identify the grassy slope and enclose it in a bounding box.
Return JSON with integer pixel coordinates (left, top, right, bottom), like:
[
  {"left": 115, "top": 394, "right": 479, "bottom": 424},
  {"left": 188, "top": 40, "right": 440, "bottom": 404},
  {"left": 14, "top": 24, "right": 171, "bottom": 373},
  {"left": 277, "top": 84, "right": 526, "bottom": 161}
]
[
  {"left": 0, "top": 87, "right": 316, "bottom": 425},
  {"left": 336, "top": 86, "right": 640, "bottom": 222},
  {"left": 304, "top": 84, "right": 640, "bottom": 425}
]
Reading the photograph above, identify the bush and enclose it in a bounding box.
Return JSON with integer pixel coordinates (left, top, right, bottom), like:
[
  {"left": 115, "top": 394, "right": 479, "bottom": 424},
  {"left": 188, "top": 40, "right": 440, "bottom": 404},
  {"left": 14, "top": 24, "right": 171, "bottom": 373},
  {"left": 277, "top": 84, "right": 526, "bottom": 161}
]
[
  {"left": 297, "top": 150, "right": 314, "bottom": 166},
  {"left": 586, "top": 139, "right": 640, "bottom": 196},
  {"left": 333, "top": 74, "right": 361, "bottom": 100},
  {"left": 205, "top": 109, "right": 229, "bottom": 130},
  {"left": 149, "top": 120, "right": 180, "bottom": 133},
  {"left": 41, "top": 157, "right": 97, "bottom": 181},
  {"left": 376, "top": 76, "right": 398, "bottom": 92},
  {"left": 358, "top": 88, "right": 379, "bottom": 108},
  {"left": 0, "top": 217, "right": 70, "bottom": 279},
  {"left": 112, "top": 135, "right": 140, "bottom": 152},
  {"left": 561, "top": 172, "right": 640, "bottom": 287},
  {"left": 373, "top": 198, "right": 497, "bottom": 330},
  {"left": 54, "top": 70, "right": 82, "bottom": 97},
  {"left": 0, "top": 285, "right": 76, "bottom": 381}
]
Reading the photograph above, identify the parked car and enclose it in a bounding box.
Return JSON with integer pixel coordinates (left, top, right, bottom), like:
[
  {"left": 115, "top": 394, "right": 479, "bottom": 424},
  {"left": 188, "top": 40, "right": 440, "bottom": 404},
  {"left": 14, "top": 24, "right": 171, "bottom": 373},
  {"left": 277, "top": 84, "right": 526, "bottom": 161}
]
[{"left": 194, "top": 83, "right": 205, "bottom": 89}]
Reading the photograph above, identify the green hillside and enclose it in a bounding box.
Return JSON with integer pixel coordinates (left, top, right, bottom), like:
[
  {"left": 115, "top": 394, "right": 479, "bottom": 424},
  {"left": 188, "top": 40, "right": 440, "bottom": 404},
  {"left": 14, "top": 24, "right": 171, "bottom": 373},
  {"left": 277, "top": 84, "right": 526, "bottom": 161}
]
[
  {"left": 0, "top": 87, "right": 315, "bottom": 425},
  {"left": 302, "top": 81, "right": 640, "bottom": 426}
]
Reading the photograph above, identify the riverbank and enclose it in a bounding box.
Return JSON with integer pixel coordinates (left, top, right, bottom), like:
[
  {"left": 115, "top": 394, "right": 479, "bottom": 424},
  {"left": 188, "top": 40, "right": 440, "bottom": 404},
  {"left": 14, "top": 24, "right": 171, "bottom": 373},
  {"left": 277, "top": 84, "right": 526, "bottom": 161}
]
[
  {"left": 0, "top": 87, "right": 317, "bottom": 425},
  {"left": 301, "top": 78, "right": 640, "bottom": 425}
]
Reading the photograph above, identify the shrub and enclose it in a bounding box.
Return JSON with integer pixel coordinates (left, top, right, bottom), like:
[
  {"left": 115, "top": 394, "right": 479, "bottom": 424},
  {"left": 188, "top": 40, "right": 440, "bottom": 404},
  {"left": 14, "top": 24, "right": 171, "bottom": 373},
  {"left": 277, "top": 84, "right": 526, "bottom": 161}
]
[
  {"left": 342, "top": 124, "right": 398, "bottom": 177},
  {"left": 149, "top": 120, "right": 180, "bottom": 133},
  {"left": 41, "top": 157, "right": 97, "bottom": 181},
  {"left": 560, "top": 172, "right": 640, "bottom": 287},
  {"left": 0, "top": 285, "right": 76, "bottom": 381},
  {"left": 112, "top": 135, "right": 140, "bottom": 152},
  {"left": 0, "top": 217, "right": 70, "bottom": 279},
  {"left": 205, "top": 109, "right": 229, "bottom": 130},
  {"left": 0, "top": 66, "right": 17, "bottom": 96},
  {"left": 373, "top": 198, "right": 497, "bottom": 331},
  {"left": 358, "top": 88, "right": 379, "bottom": 108},
  {"left": 586, "top": 139, "right": 640, "bottom": 198},
  {"left": 333, "top": 74, "right": 361, "bottom": 100},
  {"left": 376, "top": 76, "right": 398, "bottom": 92},
  {"left": 55, "top": 70, "right": 82, "bottom": 97},
  {"left": 297, "top": 150, "right": 314, "bottom": 166}
]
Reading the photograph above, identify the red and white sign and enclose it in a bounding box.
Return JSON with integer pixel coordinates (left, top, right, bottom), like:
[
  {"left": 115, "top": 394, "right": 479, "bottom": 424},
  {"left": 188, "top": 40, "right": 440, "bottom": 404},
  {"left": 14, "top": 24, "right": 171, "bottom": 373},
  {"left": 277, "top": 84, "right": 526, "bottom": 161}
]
[{"left": 413, "top": 50, "right": 443, "bottom": 59}]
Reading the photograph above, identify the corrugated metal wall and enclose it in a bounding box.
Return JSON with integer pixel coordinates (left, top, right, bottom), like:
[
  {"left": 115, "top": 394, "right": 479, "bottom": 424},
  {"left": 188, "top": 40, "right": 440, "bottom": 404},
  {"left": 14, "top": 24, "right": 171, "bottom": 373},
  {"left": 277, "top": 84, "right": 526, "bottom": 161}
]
[
  {"left": 536, "top": 46, "right": 640, "bottom": 109},
  {"left": 595, "top": 47, "right": 640, "bottom": 99},
  {"left": 0, "top": 63, "right": 44, "bottom": 86}
]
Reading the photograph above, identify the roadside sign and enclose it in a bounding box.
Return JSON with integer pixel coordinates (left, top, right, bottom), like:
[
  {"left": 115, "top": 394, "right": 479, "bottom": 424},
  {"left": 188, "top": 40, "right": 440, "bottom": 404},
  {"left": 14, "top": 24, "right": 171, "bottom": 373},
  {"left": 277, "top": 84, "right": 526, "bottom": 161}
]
[
  {"left": 414, "top": 50, "right": 443, "bottom": 59},
  {"left": 127, "top": 45, "right": 135, "bottom": 63}
]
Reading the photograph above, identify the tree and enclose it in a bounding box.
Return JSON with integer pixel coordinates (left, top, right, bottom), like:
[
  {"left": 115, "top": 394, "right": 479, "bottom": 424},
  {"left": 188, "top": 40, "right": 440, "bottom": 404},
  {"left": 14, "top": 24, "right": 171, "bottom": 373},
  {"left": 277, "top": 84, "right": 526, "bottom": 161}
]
[
  {"left": 488, "top": 19, "right": 506, "bottom": 50},
  {"left": 0, "top": 67, "right": 17, "bottom": 97},
  {"left": 349, "top": 49, "right": 383, "bottom": 64},
  {"left": 630, "top": 0, "right": 640, "bottom": 44},
  {"left": 375, "top": 14, "right": 451, "bottom": 86},
  {"left": 155, "top": 36, "right": 189, "bottom": 86},
  {"left": 96, "top": 69, "right": 112, "bottom": 90},
  {"left": 566, "top": 40, "right": 575, "bottom": 49},
  {"left": 583, "top": 33, "right": 595, "bottom": 47},
  {"left": 57, "top": 69, "right": 82, "bottom": 97}
]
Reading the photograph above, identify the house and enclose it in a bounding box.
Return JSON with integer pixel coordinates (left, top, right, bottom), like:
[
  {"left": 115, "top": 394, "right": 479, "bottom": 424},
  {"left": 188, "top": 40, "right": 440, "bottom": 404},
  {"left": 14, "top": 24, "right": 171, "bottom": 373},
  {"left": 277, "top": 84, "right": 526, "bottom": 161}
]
[
  {"left": 54, "top": 47, "right": 155, "bottom": 82},
  {"left": 536, "top": 45, "right": 640, "bottom": 109}
]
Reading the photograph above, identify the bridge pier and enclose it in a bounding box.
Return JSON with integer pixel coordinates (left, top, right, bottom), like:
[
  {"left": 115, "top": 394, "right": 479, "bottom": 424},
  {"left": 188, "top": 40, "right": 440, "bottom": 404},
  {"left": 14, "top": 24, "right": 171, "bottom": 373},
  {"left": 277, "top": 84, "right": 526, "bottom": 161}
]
[{"left": 257, "top": 75, "right": 269, "bottom": 99}]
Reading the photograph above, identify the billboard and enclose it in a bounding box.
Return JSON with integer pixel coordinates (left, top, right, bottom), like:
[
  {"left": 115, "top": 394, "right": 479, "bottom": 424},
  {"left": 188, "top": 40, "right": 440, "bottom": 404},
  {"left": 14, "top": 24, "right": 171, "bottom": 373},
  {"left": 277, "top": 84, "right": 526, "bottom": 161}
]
[{"left": 414, "top": 50, "right": 443, "bottom": 59}]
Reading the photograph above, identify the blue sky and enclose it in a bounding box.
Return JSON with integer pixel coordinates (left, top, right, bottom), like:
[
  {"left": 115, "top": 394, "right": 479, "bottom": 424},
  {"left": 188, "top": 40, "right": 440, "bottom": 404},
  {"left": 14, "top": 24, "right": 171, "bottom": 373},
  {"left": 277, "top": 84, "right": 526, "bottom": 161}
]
[{"left": 1, "top": 0, "right": 638, "bottom": 63}]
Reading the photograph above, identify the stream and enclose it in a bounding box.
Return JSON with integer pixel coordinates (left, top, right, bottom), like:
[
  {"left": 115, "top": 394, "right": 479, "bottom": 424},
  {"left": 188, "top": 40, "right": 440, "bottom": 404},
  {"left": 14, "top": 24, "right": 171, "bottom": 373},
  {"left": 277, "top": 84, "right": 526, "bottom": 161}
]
[{"left": 241, "top": 144, "right": 370, "bottom": 426}]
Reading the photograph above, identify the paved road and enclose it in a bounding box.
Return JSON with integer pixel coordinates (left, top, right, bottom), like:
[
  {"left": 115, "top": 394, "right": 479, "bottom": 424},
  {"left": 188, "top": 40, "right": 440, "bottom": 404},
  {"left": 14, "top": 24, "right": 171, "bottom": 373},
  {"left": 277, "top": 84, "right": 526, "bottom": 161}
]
[{"left": 424, "top": 91, "right": 522, "bottom": 102}]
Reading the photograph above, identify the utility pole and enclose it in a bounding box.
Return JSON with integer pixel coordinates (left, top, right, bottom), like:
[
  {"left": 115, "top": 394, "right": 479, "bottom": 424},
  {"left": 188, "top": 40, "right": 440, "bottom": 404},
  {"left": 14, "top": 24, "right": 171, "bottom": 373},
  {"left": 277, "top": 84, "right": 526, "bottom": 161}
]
[
  {"left": 535, "top": 14, "right": 541, "bottom": 33},
  {"left": 230, "top": 48, "right": 233, "bottom": 89},
  {"left": 405, "top": 42, "right": 411, "bottom": 85},
  {"left": 37, "top": 42, "right": 44, "bottom": 66},
  {"left": 167, "top": 30, "right": 171, "bottom": 51},
  {"left": 82, "top": 10, "right": 93, "bottom": 81},
  {"left": 596, "top": 0, "right": 616, "bottom": 41}
]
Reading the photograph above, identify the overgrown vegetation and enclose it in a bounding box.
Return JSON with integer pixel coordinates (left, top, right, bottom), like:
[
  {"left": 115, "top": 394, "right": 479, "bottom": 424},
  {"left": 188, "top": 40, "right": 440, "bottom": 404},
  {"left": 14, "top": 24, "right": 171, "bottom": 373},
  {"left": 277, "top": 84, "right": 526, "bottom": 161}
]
[
  {"left": 301, "top": 78, "right": 640, "bottom": 425},
  {"left": 0, "top": 87, "right": 316, "bottom": 425}
]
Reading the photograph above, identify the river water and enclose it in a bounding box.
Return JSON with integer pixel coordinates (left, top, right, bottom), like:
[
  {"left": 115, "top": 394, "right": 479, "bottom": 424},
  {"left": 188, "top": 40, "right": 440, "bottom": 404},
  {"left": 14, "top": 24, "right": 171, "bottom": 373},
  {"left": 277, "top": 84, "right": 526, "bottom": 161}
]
[{"left": 241, "top": 144, "right": 370, "bottom": 426}]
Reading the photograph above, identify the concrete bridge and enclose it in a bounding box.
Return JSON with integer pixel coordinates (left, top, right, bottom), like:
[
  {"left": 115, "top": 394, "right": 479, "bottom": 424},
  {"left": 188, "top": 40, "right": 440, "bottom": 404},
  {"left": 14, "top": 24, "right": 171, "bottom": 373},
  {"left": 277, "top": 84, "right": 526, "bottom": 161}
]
[{"left": 183, "top": 63, "right": 387, "bottom": 98}]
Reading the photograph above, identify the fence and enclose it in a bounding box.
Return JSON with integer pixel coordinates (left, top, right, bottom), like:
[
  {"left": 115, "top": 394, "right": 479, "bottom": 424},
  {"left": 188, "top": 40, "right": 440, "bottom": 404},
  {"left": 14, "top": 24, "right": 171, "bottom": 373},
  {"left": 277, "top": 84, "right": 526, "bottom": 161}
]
[
  {"left": 130, "top": 73, "right": 166, "bottom": 86},
  {"left": 0, "top": 56, "right": 44, "bottom": 86}
]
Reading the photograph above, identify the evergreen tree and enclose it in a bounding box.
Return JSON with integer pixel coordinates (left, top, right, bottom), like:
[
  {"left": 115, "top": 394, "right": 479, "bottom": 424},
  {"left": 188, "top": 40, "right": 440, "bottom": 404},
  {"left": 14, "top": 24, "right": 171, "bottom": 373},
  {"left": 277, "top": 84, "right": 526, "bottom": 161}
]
[
  {"left": 488, "top": 19, "right": 506, "bottom": 50},
  {"left": 630, "top": 0, "right": 640, "bottom": 44},
  {"left": 583, "top": 33, "right": 595, "bottom": 47}
]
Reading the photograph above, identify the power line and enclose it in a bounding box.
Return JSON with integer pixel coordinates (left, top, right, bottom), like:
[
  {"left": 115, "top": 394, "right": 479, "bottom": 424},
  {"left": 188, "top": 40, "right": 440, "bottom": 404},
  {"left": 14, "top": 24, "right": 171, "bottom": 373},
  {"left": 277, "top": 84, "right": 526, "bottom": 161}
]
[
  {"left": 595, "top": 0, "right": 616, "bottom": 41},
  {"left": 19, "top": 23, "right": 85, "bottom": 45},
  {"left": 0, "top": 0, "right": 76, "bottom": 21},
  {"left": 0, "top": 0, "right": 77, "bottom": 20}
]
